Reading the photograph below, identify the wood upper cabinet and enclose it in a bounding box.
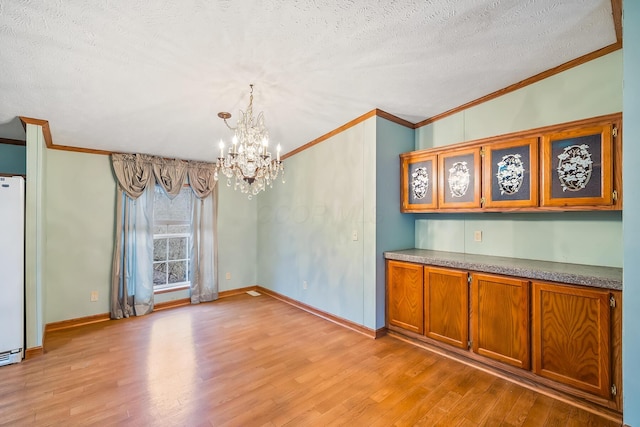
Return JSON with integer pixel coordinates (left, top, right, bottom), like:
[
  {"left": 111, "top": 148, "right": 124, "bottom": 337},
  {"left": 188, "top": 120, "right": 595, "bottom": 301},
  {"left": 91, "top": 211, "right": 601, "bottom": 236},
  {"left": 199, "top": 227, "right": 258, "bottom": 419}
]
[
  {"left": 540, "top": 124, "right": 614, "bottom": 208},
  {"left": 532, "top": 281, "right": 612, "bottom": 399},
  {"left": 424, "top": 267, "right": 468, "bottom": 349},
  {"left": 400, "top": 152, "right": 438, "bottom": 212},
  {"left": 386, "top": 260, "right": 424, "bottom": 334},
  {"left": 438, "top": 147, "right": 482, "bottom": 209},
  {"left": 471, "top": 273, "right": 530, "bottom": 369},
  {"left": 398, "top": 113, "right": 621, "bottom": 213},
  {"left": 482, "top": 137, "right": 539, "bottom": 209}
]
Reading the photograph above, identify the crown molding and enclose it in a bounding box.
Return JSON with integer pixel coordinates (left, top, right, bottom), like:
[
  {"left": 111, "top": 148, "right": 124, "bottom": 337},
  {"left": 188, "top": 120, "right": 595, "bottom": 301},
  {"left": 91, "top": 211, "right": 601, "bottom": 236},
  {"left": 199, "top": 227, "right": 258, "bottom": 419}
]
[
  {"left": 0, "top": 137, "right": 26, "bottom": 146},
  {"left": 19, "top": 116, "right": 112, "bottom": 155},
  {"left": 282, "top": 108, "right": 411, "bottom": 160}
]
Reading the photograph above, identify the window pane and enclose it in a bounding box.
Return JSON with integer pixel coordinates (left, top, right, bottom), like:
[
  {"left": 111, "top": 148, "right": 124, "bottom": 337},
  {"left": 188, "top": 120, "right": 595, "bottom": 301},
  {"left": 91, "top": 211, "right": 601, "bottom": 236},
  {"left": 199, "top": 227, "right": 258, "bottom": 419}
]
[
  {"left": 167, "top": 261, "right": 187, "bottom": 284},
  {"left": 168, "top": 237, "right": 187, "bottom": 260},
  {"left": 153, "top": 239, "right": 167, "bottom": 262},
  {"left": 168, "top": 224, "right": 190, "bottom": 234},
  {"left": 154, "top": 186, "right": 191, "bottom": 222},
  {"left": 153, "top": 185, "right": 192, "bottom": 290},
  {"left": 153, "top": 262, "right": 167, "bottom": 286}
]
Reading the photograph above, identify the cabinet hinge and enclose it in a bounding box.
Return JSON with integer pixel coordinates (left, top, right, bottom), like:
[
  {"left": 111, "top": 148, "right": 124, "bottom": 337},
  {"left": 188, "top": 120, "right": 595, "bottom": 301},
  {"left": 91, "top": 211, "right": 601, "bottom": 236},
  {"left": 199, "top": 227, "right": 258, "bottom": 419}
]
[
  {"left": 612, "top": 190, "right": 618, "bottom": 202},
  {"left": 610, "top": 295, "right": 616, "bottom": 308},
  {"left": 467, "top": 340, "right": 472, "bottom": 349},
  {"left": 480, "top": 197, "right": 485, "bottom": 207},
  {"left": 612, "top": 126, "right": 618, "bottom": 138},
  {"left": 611, "top": 383, "right": 618, "bottom": 397},
  {"left": 467, "top": 274, "right": 472, "bottom": 284},
  {"left": 480, "top": 148, "right": 486, "bottom": 157}
]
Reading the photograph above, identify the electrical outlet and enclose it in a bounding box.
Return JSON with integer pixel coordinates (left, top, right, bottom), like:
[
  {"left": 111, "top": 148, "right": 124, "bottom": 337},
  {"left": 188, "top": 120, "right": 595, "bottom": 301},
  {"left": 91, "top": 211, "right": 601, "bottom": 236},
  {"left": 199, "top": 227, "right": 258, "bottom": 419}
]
[
  {"left": 303, "top": 280, "right": 308, "bottom": 290},
  {"left": 226, "top": 272, "right": 231, "bottom": 280},
  {"left": 90, "top": 291, "right": 98, "bottom": 302},
  {"left": 474, "top": 231, "right": 482, "bottom": 242}
]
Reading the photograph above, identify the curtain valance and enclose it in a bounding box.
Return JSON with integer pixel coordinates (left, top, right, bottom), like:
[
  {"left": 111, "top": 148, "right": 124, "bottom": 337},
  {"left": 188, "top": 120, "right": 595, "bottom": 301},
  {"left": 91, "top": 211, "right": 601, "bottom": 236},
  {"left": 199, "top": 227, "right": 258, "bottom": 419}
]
[
  {"left": 111, "top": 153, "right": 217, "bottom": 200},
  {"left": 187, "top": 161, "right": 217, "bottom": 199},
  {"left": 111, "top": 153, "right": 155, "bottom": 199}
]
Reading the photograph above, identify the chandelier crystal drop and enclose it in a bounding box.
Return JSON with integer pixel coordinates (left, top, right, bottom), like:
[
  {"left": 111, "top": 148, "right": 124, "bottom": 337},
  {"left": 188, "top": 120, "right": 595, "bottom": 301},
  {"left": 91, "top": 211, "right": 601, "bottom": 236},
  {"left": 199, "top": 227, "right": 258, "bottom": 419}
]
[{"left": 215, "top": 84, "right": 284, "bottom": 198}]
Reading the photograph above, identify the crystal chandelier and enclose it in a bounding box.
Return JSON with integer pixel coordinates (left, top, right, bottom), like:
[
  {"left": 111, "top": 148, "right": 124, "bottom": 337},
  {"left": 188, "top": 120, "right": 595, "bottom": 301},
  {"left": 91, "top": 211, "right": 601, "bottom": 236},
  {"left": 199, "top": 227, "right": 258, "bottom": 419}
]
[{"left": 216, "top": 84, "right": 284, "bottom": 198}]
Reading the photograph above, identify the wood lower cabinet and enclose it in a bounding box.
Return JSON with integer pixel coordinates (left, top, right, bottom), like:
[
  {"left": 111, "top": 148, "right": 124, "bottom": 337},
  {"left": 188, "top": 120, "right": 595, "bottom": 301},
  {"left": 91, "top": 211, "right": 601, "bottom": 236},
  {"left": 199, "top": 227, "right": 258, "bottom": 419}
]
[
  {"left": 424, "top": 267, "right": 468, "bottom": 349},
  {"left": 532, "top": 281, "right": 613, "bottom": 399},
  {"left": 386, "top": 260, "right": 424, "bottom": 334},
  {"left": 385, "top": 260, "right": 621, "bottom": 412},
  {"left": 471, "top": 273, "right": 530, "bottom": 369}
]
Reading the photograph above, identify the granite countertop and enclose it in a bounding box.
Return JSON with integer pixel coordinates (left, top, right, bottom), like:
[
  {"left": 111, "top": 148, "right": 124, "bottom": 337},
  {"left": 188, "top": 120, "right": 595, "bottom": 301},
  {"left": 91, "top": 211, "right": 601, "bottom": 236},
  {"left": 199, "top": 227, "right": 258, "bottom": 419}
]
[{"left": 384, "top": 249, "right": 622, "bottom": 290}]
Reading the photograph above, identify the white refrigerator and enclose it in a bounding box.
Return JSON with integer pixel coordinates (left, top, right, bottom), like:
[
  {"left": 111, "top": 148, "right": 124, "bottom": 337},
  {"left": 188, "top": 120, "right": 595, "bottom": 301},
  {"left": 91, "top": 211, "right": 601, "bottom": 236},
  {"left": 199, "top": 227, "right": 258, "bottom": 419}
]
[{"left": 0, "top": 176, "right": 25, "bottom": 366}]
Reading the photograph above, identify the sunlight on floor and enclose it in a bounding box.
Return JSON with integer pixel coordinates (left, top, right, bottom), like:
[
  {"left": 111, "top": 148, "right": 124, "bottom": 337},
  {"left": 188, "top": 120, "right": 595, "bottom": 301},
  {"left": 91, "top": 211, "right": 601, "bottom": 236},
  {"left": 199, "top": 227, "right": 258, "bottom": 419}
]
[{"left": 147, "top": 312, "right": 197, "bottom": 412}]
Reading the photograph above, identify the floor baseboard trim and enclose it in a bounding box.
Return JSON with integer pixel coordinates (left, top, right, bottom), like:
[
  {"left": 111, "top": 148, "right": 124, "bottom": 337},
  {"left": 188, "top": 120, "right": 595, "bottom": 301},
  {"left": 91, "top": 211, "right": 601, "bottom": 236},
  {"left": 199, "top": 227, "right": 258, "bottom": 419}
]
[
  {"left": 256, "top": 286, "right": 380, "bottom": 339},
  {"left": 155, "top": 298, "right": 190, "bottom": 311},
  {"left": 374, "top": 327, "right": 388, "bottom": 338},
  {"left": 219, "top": 286, "right": 259, "bottom": 298},
  {"left": 24, "top": 346, "right": 43, "bottom": 359},
  {"left": 46, "top": 313, "right": 111, "bottom": 333}
]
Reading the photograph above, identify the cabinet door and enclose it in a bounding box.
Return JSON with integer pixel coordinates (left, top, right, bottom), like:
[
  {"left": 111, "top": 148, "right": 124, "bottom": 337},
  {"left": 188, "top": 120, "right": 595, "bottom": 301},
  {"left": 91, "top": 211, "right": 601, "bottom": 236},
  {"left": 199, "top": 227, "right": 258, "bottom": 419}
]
[
  {"left": 532, "top": 282, "right": 611, "bottom": 398},
  {"left": 471, "top": 273, "right": 530, "bottom": 369},
  {"left": 387, "top": 260, "right": 423, "bottom": 334},
  {"left": 482, "top": 137, "right": 539, "bottom": 208},
  {"left": 437, "top": 147, "right": 482, "bottom": 209},
  {"left": 540, "top": 124, "right": 614, "bottom": 208},
  {"left": 401, "top": 152, "right": 438, "bottom": 212},
  {"left": 424, "top": 267, "right": 468, "bottom": 348}
]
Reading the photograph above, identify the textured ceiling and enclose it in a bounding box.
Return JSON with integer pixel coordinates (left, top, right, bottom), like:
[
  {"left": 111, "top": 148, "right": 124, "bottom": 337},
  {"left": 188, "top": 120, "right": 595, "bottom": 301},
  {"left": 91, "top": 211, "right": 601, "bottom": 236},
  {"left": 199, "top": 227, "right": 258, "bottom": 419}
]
[{"left": 0, "top": 0, "right": 616, "bottom": 161}]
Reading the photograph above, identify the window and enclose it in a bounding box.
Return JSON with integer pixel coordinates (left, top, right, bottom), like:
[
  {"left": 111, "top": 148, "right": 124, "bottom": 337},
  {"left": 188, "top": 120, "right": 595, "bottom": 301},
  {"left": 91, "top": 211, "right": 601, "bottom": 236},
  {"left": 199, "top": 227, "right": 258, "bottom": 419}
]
[{"left": 153, "top": 186, "right": 192, "bottom": 292}]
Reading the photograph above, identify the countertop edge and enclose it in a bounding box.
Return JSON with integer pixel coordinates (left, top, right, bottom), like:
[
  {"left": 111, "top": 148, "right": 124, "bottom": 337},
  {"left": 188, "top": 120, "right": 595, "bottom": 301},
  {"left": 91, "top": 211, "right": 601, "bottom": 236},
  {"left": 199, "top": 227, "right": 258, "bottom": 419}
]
[{"left": 384, "top": 250, "right": 622, "bottom": 291}]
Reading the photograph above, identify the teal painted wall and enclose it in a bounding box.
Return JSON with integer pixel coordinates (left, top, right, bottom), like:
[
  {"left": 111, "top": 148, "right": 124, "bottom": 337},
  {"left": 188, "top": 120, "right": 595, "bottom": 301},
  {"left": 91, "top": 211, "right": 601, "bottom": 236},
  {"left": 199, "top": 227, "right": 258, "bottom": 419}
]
[
  {"left": 373, "top": 117, "right": 415, "bottom": 328},
  {"left": 257, "top": 120, "right": 370, "bottom": 326},
  {"left": 414, "top": 51, "right": 623, "bottom": 267},
  {"left": 0, "top": 143, "right": 26, "bottom": 175},
  {"left": 415, "top": 211, "right": 621, "bottom": 266},
  {"left": 622, "top": 2, "right": 640, "bottom": 423},
  {"left": 363, "top": 118, "right": 378, "bottom": 328},
  {"left": 256, "top": 116, "right": 414, "bottom": 330},
  {"left": 43, "top": 150, "right": 115, "bottom": 322},
  {"left": 218, "top": 183, "right": 258, "bottom": 291}
]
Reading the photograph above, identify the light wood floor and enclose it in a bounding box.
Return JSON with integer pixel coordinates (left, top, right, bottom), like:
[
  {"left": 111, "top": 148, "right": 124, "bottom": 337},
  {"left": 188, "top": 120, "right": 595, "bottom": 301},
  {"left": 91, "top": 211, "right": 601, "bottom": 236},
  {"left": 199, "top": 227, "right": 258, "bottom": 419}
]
[{"left": 0, "top": 293, "right": 620, "bottom": 426}]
